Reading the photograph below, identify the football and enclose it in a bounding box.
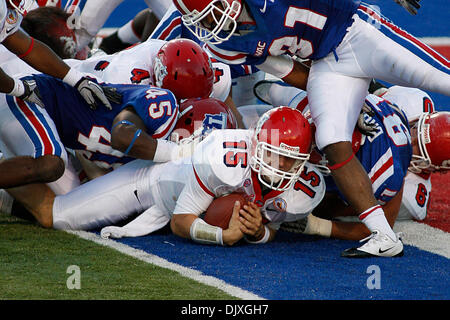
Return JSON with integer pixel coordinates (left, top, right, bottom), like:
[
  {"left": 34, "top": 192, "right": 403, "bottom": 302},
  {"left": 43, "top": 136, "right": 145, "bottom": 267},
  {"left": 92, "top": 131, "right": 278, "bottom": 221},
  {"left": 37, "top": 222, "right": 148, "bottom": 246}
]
[{"left": 203, "top": 193, "right": 247, "bottom": 229}]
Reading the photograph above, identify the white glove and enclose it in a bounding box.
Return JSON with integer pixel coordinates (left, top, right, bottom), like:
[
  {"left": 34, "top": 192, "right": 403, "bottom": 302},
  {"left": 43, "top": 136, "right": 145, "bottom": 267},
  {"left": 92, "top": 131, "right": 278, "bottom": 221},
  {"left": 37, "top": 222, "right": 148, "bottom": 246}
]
[
  {"left": 63, "top": 68, "right": 122, "bottom": 110},
  {"left": 394, "top": 0, "right": 421, "bottom": 15},
  {"left": 101, "top": 226, "right": 125, "bottom": 239}
]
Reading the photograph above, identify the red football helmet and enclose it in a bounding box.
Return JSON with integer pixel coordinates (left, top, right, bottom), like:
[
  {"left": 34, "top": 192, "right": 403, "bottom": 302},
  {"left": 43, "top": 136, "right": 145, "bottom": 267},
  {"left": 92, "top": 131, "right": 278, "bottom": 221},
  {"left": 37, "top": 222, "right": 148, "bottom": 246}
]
[
  {"left": 173, "top": 0, "right": 242, "bottom": 44},
  {"left": 410, "top": 111, "right": 450, "bottom": 173},
  {"left": 7, "top": 0, "right": 34, "bottom": 15},
  {"left": 170, "top": 97, "right": 238, "bottom": 142},
  {"left": 250, "top": 106, "right": 312, "bottom": 191},
  {"left": 153, "top": 39, "right": 214, "bottom": 100}
]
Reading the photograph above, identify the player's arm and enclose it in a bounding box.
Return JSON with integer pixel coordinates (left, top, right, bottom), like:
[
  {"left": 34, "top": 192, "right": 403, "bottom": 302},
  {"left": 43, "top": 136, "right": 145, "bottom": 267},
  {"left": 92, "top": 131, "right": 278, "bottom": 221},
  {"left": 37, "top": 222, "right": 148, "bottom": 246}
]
[
  {"left": 171, "top": 202, "right": 244, "bottom": 246},
  {"left": 3, "top": 29, "right": 70, "bottom": 80},
  {"left": 239, "top": 202, "right": 277, "bottom": 244},
  {"left": 2, "top": 29, "right": 117, "bottom": 110},
  {"left": 256, "top": 55, "right": 310, "bottom": 91},
  {"left": 305, "top": 187, "right": 404, "bottom": 241},
  {"left": 110, "top": 106, "right": 183, "bottom": 161}
]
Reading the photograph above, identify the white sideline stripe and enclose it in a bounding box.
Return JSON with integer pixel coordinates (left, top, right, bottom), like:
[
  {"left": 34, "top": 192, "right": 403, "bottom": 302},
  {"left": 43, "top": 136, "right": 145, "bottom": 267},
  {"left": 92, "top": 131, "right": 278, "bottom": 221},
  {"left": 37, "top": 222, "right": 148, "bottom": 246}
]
[
  {"left": 65, "top": 230, "right": 265, "bottom": 300},
  {"left": 393, "top": 221, "right": 450, "bottom": 258}
]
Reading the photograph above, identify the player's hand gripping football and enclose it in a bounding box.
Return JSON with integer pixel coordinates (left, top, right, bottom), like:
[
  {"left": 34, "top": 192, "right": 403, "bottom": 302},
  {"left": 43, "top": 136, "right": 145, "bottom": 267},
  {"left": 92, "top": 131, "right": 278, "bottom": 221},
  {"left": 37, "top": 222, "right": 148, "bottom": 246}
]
[
  {"left": 239, "top": 202, "right": 265, "bottom": 241},
  {"left": 222, "top": 201, "right": 245, "bottom": 246},
  {"left": 394, "top": 0, "right": 421, "bottom": 15},
  {"left": 75, "top": 77, "right": 122, "bottom": 110}
]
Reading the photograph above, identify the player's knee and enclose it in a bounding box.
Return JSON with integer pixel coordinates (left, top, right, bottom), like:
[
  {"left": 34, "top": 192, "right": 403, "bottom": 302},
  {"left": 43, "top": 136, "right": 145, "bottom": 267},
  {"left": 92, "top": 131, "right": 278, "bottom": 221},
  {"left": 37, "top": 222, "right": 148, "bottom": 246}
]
[{"left": 34, "top": 155, "right": 65, "bottom": 183}]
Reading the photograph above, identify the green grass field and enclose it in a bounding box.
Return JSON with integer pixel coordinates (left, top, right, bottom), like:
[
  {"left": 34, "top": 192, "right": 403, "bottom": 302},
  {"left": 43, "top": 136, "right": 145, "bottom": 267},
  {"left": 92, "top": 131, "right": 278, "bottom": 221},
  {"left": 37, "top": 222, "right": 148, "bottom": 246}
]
[{"left": 0, "top": 215, "right": 237, "bottom": 300}]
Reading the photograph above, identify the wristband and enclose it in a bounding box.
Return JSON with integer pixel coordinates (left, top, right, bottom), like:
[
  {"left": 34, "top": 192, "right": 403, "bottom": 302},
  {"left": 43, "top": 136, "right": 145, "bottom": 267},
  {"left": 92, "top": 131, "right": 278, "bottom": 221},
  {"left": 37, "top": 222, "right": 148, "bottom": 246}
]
[
  {"left": 304, "top": 214, "right": 332, "bottom": 237},
  {"left": 18, "top": 37, "right": 34, "bottom": 59},
  {"left": 8, "top": 78, "right": 25, "bottom": 97},
  {"left": 244, "top": 225, "right": 270, "bottom": 244},
  {"left": 189, "top": 218, "right": 224, "bottom": 246},
  {"left": 153, "top": 139, "right": 180, "bottom": 162},
  {"left": 62, "top": 68, "right": 84, "bottom": 87}
]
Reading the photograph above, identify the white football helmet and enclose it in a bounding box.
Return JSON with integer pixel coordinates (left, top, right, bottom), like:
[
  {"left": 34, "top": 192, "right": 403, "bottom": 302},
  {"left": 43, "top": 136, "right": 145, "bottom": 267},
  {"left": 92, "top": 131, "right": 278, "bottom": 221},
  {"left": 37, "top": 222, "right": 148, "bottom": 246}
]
[
  {"left": 410, "top": 111, "right": 450, "bottom": 173},
  {"left": 173, "top": 0, "right": 242, "bottom": 44},
  {"left": 250, "top": 106, "right": 312, "bottom": 191}
]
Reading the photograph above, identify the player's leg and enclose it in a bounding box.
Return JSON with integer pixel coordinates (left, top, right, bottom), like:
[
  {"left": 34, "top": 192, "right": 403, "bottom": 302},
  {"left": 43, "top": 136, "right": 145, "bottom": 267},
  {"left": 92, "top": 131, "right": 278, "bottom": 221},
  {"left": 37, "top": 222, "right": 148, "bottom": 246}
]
[
  {"left": 74, "top": 0, "right": 124, "bottom": 50},
  {"left": 349, "top": 7, "right": 450, "bottom": 95},
  {"left": 52, "top": 159, "right": 155, "bottom": 231},
  {"left": 307, "top": 68, "right": 403, "bottom": 257},
  {"left": 6, "top": 183, "right": 55, "bottom": 228},
  {"left": 0, "top": 95, "right": 73, "bottom": 190},
  {"left": 99, "top": 9, "right": 160, "bottom": 54}
]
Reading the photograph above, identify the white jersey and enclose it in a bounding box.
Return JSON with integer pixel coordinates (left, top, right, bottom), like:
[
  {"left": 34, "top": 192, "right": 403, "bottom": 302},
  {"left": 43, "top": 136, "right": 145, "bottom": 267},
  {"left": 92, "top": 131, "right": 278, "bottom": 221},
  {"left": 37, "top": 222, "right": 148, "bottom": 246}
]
[
  {"left": 397, "top": 172, "right": 431, "bottom": 221},
  {"left": 0, "top": 2, "right": 23, "bottom": 43},
  {"left": 66, "top": 39, "right": 232, "bottom": 102},
  {"left": 53, "top": 129, "right": 325, "bottom": 233},
  {"left": 378, "top": 86, "right": 435, "bottom": 123},
  {"left": 179, "top": 129, "right": 325, "bottom": 229}
]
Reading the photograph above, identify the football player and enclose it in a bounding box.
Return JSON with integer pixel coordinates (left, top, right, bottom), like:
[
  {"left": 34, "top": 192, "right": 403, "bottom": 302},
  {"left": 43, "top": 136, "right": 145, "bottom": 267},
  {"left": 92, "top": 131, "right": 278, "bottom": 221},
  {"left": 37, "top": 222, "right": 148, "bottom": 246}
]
[
  {"left": 283, "top": 107, "right": 450, "bottom": 257},
  {"left": 69, "top": 37, "right": 245, "bottom": 127},
  {"left": 8, "top": 107, "right": 325, "bottom": 248},
  {"left": 173, "top": 0, "right": 450, "bottom": 256},
  {"left": 0, "top": 72, "right": 181, "bottom": 188},
  {"left": 0, "top": 37, "right": 223, "bottom": 183},
  {"left": 67, "top": 38, "right": 221, "bottom": 102},
  {"left": 252, "top": 81, "right": 444, "bottom": 223},
  {"left": 376, "top": 85, "right": 437, "bottom": 221},
  {"left": 147, "top": 3, "right": 265, "bottom": 108},
  {"left": 0, "top": 0, "right": 116, "bottom": 110}
]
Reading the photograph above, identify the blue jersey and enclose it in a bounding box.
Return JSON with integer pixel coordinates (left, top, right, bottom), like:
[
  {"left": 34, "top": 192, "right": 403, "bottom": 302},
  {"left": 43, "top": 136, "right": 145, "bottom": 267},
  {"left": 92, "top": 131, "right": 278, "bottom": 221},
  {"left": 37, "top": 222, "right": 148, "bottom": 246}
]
[
  {"left": 29, "top": 74, "right": 179, "bottom": 168},
  {"left": 325, "top": 95, "right": 412, "bottom": 205},
  {"left": 207, "top": 0, "right": 360, "bottom": 64}
]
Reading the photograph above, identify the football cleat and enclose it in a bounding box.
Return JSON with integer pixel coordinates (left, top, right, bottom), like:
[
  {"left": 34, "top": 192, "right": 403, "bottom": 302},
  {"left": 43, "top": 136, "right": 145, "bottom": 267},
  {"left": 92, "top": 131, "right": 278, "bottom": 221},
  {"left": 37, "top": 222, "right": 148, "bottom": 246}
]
[{"left": 341, "top": 230, "right": 404, "bottom": 258}]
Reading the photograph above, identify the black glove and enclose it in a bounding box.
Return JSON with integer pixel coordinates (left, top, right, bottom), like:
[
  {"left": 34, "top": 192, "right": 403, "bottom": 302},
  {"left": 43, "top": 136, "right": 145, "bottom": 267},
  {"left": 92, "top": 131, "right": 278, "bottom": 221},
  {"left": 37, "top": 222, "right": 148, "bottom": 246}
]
[
  {"left": 101, "top": 86, "right": 123, "bottom": 105},
  {"left": 394, "top": 0, "right": 421, "bottom": 15},
  {"left": 19, "top": 79, "right": 44, "bottom": 107},
  {"left": 75, "top": 77, "right": 121, "bottom": 110}
]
